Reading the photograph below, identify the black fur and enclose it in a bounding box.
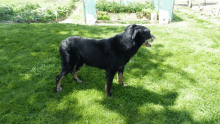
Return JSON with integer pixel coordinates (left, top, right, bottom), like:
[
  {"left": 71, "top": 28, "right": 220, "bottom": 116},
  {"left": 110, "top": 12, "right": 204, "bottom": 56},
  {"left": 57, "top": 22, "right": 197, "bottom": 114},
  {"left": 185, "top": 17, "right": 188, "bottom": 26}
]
[{"left": 56, "top": 24, "right": 155, "bottom": 98}]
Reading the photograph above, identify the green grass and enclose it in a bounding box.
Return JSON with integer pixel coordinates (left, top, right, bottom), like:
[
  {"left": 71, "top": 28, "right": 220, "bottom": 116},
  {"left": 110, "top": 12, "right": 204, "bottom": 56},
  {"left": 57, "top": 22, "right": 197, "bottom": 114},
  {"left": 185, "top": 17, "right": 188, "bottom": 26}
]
[{"left": 0, "top": 9, "right": 220, "bottom": 123}]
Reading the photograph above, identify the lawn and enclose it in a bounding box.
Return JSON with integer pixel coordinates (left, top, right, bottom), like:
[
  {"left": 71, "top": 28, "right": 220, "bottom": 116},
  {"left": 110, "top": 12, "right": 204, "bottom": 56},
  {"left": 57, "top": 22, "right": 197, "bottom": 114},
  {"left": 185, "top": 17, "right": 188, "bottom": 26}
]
[{"left": 0, "top": 9, "right": 220, "bottom": 123}]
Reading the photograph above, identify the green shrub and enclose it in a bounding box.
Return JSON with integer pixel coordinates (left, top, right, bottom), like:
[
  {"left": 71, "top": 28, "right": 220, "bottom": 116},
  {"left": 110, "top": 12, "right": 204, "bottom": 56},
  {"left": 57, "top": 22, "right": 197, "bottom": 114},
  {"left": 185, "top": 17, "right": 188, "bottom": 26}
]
[
  {"left": 96, "top": 0, "right": 155, "bottom": 13},
  {"left": 0, "top": 6, "right": 14, "bottom": 15},
  {"left": 0, "top": 0, "right": 76, "bottom": 23},
  {"left": 10, "top": 2, "right": 41, "bottom": 14},
  {"left": 98, "top": 11, "right": 110, "bottom": 20},
  {"left": 0, "top": 6, "right": 14, "bottom": 20}
]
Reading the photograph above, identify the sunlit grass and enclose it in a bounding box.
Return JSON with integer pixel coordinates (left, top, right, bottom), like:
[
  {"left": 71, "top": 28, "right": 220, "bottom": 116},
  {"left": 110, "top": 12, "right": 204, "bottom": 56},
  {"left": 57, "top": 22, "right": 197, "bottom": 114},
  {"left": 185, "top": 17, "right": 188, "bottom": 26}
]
[{"left": 0, "top": 9, "right": 220, "bottom": 123}]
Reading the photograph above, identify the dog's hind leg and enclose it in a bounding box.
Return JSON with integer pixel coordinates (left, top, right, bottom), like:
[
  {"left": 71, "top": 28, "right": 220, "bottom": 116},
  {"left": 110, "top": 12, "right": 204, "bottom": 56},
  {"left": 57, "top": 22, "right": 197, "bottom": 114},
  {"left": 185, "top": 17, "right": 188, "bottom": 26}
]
[
  {"left": 71, "top": 57, "right": 84, "bottom": 83},
  {"left": 56, "top": 66, "right": 74, "bottom": 93},
  {"left": 55, "top": 50, "right": 76, "bottom": 93},
  {"left": 56, "top": 73, "right": 64, "bottom": 93}
]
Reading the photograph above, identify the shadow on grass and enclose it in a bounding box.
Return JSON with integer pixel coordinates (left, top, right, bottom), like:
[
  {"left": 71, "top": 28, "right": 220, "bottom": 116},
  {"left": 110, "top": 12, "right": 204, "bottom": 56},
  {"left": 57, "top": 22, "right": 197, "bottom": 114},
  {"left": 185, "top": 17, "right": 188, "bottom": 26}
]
[
  {"left": 0, "top": 23, "right": 207, "bottom": 123},
  {"left": 172, "top": 13, "right": 184, "bottom": 22},
  {"left": 96, "top": 87, "right": 180, "bottom": 123}
]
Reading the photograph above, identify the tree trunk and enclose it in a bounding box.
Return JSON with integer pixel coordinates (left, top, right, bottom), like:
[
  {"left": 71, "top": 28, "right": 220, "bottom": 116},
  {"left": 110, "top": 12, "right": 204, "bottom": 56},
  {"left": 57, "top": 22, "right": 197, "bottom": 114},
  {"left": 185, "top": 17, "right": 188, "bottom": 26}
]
[{"left": 204, "top": 0, "right": 206, "bottom": 6}]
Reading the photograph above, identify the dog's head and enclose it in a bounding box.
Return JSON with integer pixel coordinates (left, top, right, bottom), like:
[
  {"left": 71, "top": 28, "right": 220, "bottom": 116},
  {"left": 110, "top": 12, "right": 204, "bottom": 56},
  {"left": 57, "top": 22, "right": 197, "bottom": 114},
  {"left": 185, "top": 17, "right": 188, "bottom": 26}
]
[{"left": 124, "top": 24, "right": 155, "bottom": 47}]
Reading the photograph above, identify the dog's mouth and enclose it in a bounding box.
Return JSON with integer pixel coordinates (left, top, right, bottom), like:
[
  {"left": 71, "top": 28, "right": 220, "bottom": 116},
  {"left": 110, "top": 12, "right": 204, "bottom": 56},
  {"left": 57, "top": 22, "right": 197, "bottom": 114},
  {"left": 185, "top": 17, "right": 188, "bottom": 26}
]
[
  {"left": 144, "top": 35, "right": 155, "bottom": 47},
  {"left": 144, "top": 40, "right": 152, "bottom": 47}
]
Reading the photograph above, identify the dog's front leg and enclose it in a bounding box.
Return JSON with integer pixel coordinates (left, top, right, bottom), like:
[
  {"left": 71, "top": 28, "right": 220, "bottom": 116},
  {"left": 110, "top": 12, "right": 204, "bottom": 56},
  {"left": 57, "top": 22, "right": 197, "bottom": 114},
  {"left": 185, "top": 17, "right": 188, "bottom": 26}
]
[
  {"left": 117, "top": 66, "right": 124, "bottom": 85},
  {"left": 106, "top": 70, "right": 117, "bottom": 98},
  {"left": 117, "top": 66, "right": 127, "bottom": 86}
]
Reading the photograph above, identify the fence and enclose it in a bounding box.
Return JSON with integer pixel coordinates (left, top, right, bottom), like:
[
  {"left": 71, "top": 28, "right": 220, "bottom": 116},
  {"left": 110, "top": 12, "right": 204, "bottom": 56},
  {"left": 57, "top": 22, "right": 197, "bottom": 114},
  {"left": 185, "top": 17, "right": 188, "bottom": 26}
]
[
  {"left": 175, "top": 0, "right": 219, "bottom": 7},
  {"left": 175, "top": 0, "right": 220, "bottom": 17}
]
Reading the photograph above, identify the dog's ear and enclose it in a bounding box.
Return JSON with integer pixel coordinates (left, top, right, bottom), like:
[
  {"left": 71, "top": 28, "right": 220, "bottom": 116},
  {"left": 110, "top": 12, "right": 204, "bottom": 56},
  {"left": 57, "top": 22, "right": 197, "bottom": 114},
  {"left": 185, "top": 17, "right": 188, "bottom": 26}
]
[
  {"left": 131, "top": 28, "right": 145, "bottom": 39},
  {"left": 131, "top": 29, "right": 138, "bottom": 40},
  {"left": 124, "top": 24, "right": 137, "bottom": 31}
]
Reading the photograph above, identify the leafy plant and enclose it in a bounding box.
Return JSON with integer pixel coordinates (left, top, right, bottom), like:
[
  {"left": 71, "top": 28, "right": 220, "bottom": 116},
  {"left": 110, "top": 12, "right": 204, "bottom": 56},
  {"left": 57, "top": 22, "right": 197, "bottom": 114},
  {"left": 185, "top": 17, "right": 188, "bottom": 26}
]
[
  {"left": 98, "top": 11, "right": 110, "bottom": 20},
  {"left": 0, "top": 6, "right": 14, "bottom": 20},
  {"left": 96, "top": 0, "right": 155, "bottom": 13},
  {"left": 0, "top": 0, "right": 76, "bottom": 23},
  {"left": 141, "top": 8, "right": 158, "bottom": 20},
  {"left": 10, "top": 2, "right": 41, "bottom": 14},
  {"left": 136, "top": 11, "right": 143, "bottom": 19}
]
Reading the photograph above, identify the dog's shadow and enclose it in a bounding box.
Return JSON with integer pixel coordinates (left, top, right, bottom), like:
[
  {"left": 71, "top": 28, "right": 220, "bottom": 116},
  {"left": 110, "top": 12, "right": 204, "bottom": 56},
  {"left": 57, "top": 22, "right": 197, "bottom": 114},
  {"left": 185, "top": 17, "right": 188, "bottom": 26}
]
[
  {"left": 64, "top": 72, "right": 180, "bottom": 123},
  {"left": 96, "top": 86, "right": 180, "bottom": 123}
]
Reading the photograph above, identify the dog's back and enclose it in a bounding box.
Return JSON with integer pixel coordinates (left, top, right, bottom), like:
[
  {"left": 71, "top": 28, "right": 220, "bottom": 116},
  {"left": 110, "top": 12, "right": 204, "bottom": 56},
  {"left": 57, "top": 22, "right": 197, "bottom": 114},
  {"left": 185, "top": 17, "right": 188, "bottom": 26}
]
[{"left": 60, "top": 35, "right": 121, "bottom": 69}]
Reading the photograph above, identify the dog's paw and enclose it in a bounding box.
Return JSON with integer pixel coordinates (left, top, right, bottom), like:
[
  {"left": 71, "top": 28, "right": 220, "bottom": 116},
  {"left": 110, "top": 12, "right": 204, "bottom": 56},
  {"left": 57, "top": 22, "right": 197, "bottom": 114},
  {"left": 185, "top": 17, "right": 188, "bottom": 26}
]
[
  {"left": 109, "top": 96, "right": 113, "bottom": 99},
  {"left": 55, "top": 86, "right": 63, "bottom": 93},
  {"left": 107, "top": 94, "right": 113, "bottom": 99},
  {"left": 107, "top": 93, "right": 113, "bottom": 98},
  {"left": 74, "top": 78, "right": 84, "bottom": 83},
  {"left": 120, "top": 83, "right": 127, "bottom": 87}
]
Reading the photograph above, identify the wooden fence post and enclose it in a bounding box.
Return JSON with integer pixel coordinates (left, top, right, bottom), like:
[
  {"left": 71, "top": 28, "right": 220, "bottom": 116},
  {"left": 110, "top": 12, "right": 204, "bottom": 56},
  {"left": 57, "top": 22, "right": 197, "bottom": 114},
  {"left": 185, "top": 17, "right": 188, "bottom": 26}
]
[
  {"left": 83, "top": 0, "right": 86, "bottom": 24},
  {"left": 217, "top": 0, "right": 220, "bottom": 17},
  {"left": 171, "top": 0, "right": 175, "bottom": 22},
  {"left": 188, "top": 0, "right": 192, "bottom": 8}
]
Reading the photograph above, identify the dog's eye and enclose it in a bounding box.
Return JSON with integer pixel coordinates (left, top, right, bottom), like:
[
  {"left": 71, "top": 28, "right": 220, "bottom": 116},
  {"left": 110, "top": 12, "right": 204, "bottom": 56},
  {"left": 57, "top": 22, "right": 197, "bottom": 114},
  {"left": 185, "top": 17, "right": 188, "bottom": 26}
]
[{"left": 140, "top": 29, "right": 144, "bottom": 33}]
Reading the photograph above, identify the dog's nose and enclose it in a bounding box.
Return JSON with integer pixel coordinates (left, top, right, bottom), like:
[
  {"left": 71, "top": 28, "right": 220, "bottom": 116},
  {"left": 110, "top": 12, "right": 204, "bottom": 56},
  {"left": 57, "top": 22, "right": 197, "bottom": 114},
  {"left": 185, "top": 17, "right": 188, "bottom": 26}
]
[{"left": 152, "top": 35, "right": 155, "bottom": 39}]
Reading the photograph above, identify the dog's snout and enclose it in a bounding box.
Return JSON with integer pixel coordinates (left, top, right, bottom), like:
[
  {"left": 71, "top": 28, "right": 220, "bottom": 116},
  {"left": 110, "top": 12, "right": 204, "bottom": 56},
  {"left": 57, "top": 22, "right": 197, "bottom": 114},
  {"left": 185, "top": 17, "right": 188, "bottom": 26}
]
[
  {"left": 151, "top": 35, "right": 155, "bottom": 39},
  {"left": 151, "top": 35, "right": 155, "bottom": 41}
]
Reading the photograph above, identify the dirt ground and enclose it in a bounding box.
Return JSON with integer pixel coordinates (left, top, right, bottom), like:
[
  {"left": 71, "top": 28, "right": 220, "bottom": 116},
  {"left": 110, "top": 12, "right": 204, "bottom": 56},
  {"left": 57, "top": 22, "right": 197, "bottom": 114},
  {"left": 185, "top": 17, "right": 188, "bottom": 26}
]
[
  {"left": 192, "top": 3, "right": 220, "bottom": 17},
  {"left": 175, "top": 2, "right": 220, "bottom": 25},
  {"left": 175, "top": 1, "right": 220, "bottom": 17}
]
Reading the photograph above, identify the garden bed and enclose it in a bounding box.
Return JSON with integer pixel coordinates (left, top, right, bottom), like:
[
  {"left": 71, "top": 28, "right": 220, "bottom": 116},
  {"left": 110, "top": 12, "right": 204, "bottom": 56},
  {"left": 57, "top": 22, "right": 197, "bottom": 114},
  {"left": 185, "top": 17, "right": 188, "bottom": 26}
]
[
  {"left": 95, "top": 0, "right": 158, "bottom": 24},
  {"left": 0, "top": 0, "right": 76, "bottom": 23},
  {"left": 96, "top": 12, "right": 158, "bottom": 24}
]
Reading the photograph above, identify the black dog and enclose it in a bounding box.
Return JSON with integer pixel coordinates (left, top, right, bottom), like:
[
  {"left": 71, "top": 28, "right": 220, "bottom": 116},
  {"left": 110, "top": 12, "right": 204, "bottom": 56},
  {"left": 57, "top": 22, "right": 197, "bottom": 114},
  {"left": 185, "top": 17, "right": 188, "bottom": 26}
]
[{"left": 56, "top": 24, "right": 155, "bottom": 98}]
